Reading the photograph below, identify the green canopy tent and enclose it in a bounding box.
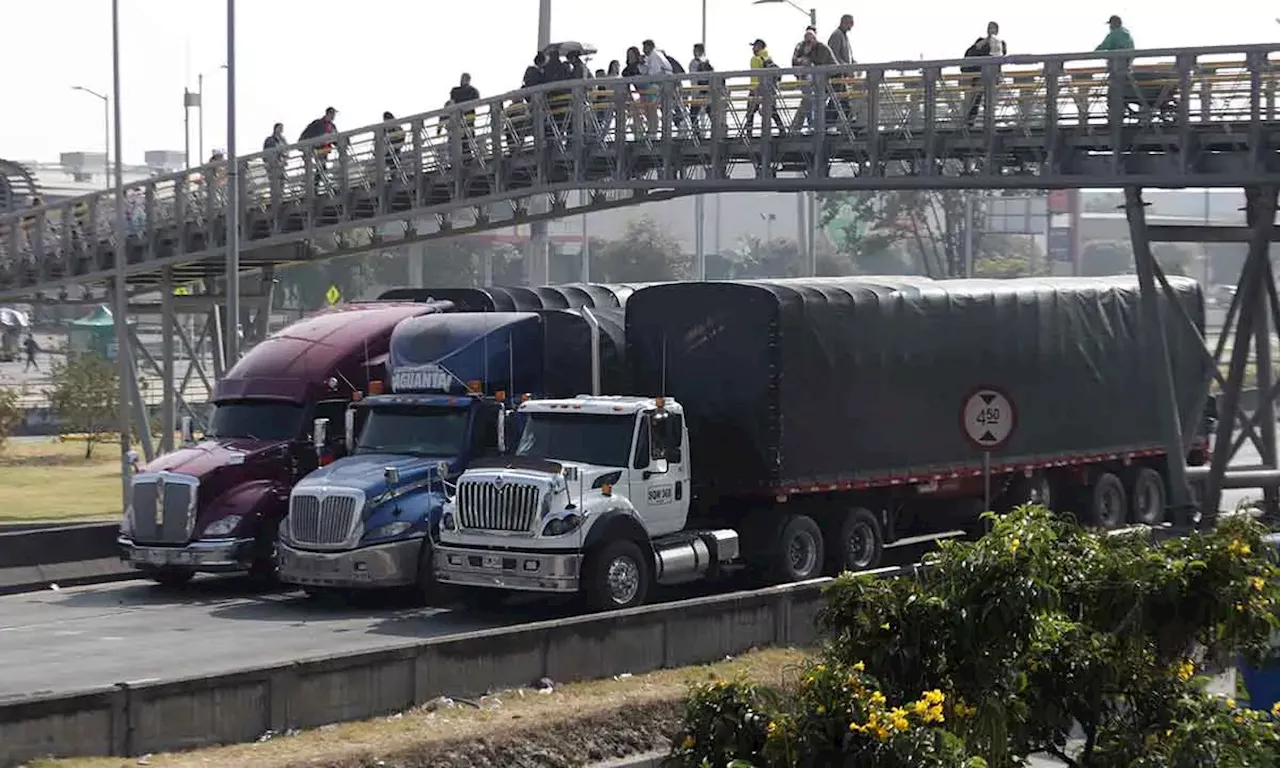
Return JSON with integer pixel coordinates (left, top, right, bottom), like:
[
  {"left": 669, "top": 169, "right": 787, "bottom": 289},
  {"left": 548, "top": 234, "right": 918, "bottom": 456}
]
[{"left": 68, "top": 305, "right": 132, "bottom": 361}]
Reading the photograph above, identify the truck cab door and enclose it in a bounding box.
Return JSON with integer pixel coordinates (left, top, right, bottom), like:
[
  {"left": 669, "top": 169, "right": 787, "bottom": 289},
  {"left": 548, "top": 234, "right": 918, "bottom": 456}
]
[{"left": 629, "top": 410, "right": 689, "bottom": 537}]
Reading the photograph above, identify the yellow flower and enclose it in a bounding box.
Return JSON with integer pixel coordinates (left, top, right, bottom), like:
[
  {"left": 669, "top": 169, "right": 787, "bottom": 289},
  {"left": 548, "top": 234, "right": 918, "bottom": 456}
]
[
  {"left": 873, "top": 725, "right": 891, "bottom": 741},
  {"left": 1010, "top": 537, "right": 1021, "bottom": 555},
  {"left": 955, "top": 702, "right": 977, "bottom": 719},
  {"left": 681, "top": 735, "right": 695, "bottom": 749},
  {"left": 869, "top": 691, "right": 887, "bottom": 707},
  {"left": 1229, "top": 539, "right": 1253, "bottom": 557},
  {"left": 1175, "top": 659, "right": 1195, "bottom": 682},
  {"left": 889, "top": 707, "right": 910, "bottom": 731},
  {"left": 849, "top": 720, "right": 863, "bottom": 733},
  {"left": 852, "top": 661, "right": 866, "bottom": 672},
  {"left": 921, "top": 689, "right": 946, "bottom": 706},
  {"left": 1270, "top": 701, "right": 1280, "bottom": 718},
  {"left": 816, "top": 704, "right": 826, "bottom": 715},
  {"left": 913, "top": 699, "right": 931, "bottom": 717},
  {"left": 1252, "top": 576, "right": 1266, "bottom": 592},
  {"left": 767, "top": 720, "right": 779, "bottom": 737},
  {"left": 1227, "top": 698, "right": 1237, "bottom": 709}
]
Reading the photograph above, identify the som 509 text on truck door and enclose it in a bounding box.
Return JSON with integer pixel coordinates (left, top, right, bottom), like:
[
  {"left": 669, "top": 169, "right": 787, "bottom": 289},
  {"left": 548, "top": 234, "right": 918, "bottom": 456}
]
[{"left": 648, "top": 484, "right": 675, "bottom": 505}]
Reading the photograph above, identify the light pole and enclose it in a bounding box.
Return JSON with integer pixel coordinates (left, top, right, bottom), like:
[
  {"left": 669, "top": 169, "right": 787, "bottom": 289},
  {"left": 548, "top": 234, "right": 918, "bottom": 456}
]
[
  {"left": 224, "top": 0, "right": 240, "bottom": 366},
  {"left": 71, "top": 86, "right": 110, "bottom": 189},
  {"left": 109, "top": 0, "right": 134, "bottom": 507},
  {"left": 751, "top": 0, "right": 819, "bottom": 275},
  {"left": 528, "top": 0, "right": 552, "bottom": 286}
]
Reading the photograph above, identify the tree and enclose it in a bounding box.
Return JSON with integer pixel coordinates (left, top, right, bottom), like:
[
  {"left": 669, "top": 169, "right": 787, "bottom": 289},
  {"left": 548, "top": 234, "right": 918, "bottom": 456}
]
[
  {"left": 45, "top": 353, "right": 118, "bottom": 459},
  {"left": 590, "top": 217, "right": 689, "bottom": 282},
  {"left": 972, "top": 234, "right": 1046, "bottom": 279},
  {"left": 672, "top": 506, "right": 1280, "bottom": 767},
  {"left": 0, "top": 386, "right": 19, "bottom": 450}
]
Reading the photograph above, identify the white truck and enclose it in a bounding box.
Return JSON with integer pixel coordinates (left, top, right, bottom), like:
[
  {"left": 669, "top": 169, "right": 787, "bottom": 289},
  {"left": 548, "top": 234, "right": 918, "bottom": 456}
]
[{"left": 432, "top": 277, "right": 1211, "bottom": 611}]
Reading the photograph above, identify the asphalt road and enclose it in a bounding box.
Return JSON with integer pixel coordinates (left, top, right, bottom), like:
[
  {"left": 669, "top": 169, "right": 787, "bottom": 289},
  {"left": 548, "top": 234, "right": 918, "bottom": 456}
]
[
  {"left": 0, "top": 442, "right": 1267, "bottom": 700},
  {"left": 0, "top": 579, "right": 511, "bottom": 698}
]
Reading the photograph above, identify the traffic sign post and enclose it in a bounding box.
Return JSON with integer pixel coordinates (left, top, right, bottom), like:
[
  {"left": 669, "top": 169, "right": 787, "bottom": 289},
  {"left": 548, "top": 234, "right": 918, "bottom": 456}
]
[
  {"left": 961, "top": 386, "right": 1017, "bottom": 516},
  {"left": 325, "top": 285, "right": 341, "bottom": 306}
]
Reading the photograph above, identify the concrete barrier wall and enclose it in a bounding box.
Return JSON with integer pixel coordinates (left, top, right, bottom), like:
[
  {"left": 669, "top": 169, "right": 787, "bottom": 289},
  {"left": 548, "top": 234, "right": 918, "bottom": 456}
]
[
  {"left": 0, "top": 523, "right": 133, "bottom": 595},
  {"left": 0, "top": 579, "right": 830, "bottom": 765}
]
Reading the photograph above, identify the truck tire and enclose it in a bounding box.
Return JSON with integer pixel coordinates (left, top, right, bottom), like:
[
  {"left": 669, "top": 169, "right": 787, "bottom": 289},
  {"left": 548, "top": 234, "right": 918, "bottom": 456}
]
[
  {"left": 150, "top": 568, "right": 194, "bottom": 588},
  {"left": 824, "top": 507, "right": 883, "bottom": 575},
  {"left": 771, "top": 514, "right": 825, "bottom": 583},
  {"left": 1028, "top": 472, "right": 1054, "bottom": 510},
  {"left": 1127, "top": 467, "right": 1166, "bottom": 526},
  {"left": 1089, "top": 472, "right": 1128, "bottom": 530},
  {"left": 415, "top": 542, "right": 448, "bottom": 607},
  {"left": 582, "top": 538, "right": 651, "bottom": 612}
]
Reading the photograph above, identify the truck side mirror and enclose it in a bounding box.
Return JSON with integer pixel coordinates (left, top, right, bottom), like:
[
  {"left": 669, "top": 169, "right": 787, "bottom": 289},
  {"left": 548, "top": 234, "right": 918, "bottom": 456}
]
[
  {"left": 126, "top": 450, "right": 140, "bottom": 473},
  {"left": 649, "top": 412, "right": 669, "bottom": 475},
  {"left": 179, "top": 415, "right": 194, "bottom": 445},
  {"left": 384, "top": 466, "right": 400, "bottom": 489},
  {"left": 312, "top": 418, "right": 329, "bottom": 456},
  {"left": 496, "top": 408, "right": 508, "bottom": 454},
  {"left": 343, "top": 407, "right": 356, "bottom": 453}
]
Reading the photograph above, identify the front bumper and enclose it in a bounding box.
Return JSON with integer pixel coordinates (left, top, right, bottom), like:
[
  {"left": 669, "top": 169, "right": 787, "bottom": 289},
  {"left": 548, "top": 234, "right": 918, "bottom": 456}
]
[
  {"left": 277, "top": 538, "right": 422, "bottom": 589},
  {"left": 118, "top": 536, "right": 255, "bottom": 572},
  {"left": 433, "top": 544, "right": 582, "bottom": 593}
]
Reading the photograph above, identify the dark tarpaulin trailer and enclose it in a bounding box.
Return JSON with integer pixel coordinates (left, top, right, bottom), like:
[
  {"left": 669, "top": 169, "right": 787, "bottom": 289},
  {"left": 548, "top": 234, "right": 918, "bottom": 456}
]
[
  {"left": 625, "top": 276, "right": 1207, "bottom": 499},
  {"left": 540, "top": 308, "right": 627, "bottom": 397}
]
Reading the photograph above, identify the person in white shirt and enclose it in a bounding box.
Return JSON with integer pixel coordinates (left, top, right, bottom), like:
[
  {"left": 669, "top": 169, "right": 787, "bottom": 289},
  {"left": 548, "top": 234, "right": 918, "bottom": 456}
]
[
  {"left": 640, "top": 39, "right": 674, "bottom": 138},
  {"left": 963, "top": 21, "right": 1008, "bottom": 124}
]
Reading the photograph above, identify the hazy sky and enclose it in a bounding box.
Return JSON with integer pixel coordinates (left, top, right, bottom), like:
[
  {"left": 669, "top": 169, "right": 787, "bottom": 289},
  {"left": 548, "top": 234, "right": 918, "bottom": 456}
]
[{"left": 5, "top": 1, "right": 1277, "bottom": 164}]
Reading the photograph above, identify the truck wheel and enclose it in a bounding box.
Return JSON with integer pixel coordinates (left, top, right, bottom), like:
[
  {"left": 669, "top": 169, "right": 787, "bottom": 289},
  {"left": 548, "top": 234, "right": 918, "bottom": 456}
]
[
  {"left": 772, "top": 514, "right": 825, "bottom": 583},
  {"left": 150, "top": 568, "right": 194, "bottom": 588},
  {"left": 415, "top": 542, "right": 449, "bottom": 607},
  {"left": 824, "top": 508, "right": 883, "bottom": 575},
  {"left": 1028, "top": 473, "right": 1054, "bottom": 510},
  {"left": 1128, "top": 467, "right": 1166, "bottom": 526},
  {"left": 582, "top": 539, "right": 651, "bottom": 611},
  {"left": 1089, "top": 472, "right": 1128, "bottom": 530}
]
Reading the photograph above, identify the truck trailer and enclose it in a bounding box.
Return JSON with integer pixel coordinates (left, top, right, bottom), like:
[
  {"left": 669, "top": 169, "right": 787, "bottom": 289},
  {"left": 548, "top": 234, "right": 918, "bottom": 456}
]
[
  {"left": 276, "top": 306, "right": 626, "bottom": 599},
  {"left": 433, "top": 276, "right": 1210, "bottom": 610}
]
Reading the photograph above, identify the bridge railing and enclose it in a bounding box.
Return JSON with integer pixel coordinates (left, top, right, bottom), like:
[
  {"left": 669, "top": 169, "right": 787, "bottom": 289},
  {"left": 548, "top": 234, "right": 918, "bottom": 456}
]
[{"left": 0, "top": 43, "right": 1277, "bottom": 294}]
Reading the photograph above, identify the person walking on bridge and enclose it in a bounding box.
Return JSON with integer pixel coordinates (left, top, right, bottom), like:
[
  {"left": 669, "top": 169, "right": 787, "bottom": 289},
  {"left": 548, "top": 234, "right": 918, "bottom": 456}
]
[
  {"left": 744, "top": 39, "right": 786, "bottom": 138},
  {"left": 299, "top": 107, "right": 338, "bottom": 193}
]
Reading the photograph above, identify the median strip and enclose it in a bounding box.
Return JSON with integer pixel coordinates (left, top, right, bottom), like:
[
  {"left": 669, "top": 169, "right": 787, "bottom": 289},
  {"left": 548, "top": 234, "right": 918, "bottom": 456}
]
[{"left": 31, "top": 647, "right": 807, "bottom": 768}]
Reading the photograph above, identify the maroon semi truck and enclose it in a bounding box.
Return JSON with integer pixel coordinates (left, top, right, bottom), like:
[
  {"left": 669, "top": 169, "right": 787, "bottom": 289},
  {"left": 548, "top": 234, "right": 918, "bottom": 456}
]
[{"left": 117, "top": 300, "right": 450, "bottom": 586}]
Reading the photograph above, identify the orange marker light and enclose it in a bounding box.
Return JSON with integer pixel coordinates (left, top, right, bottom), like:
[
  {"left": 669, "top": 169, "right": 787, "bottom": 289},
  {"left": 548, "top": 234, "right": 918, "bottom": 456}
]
[
  {"left": 601, "top": 483, "right": 613, "bottom": 497},
  {"left": 369, "top": 380, "right": 385, "bottom": 395}
]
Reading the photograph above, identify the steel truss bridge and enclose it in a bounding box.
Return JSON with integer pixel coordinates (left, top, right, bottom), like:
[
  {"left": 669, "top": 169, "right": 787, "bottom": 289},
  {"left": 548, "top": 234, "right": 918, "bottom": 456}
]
[{"left": 1, "top": 43, "right": 1278, "bottom": 524}]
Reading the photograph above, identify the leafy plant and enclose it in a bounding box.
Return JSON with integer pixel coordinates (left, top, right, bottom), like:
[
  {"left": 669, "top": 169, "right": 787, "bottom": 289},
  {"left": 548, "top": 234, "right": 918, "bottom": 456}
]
[
  {"left": 0, "top": 386, "right": 19, "bottom": 449},
  {"left": 44, "top": 352, "right": 118, "bottom": 458},
  {"left": 673, "top": 505, "right": 1280, "bottom": 767}
]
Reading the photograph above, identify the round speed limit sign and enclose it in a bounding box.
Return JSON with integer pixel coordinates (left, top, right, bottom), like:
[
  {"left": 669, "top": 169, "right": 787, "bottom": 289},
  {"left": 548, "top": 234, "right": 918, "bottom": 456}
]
[{"left": 961, "top": 386, "right": 1016, "bottom": 450}]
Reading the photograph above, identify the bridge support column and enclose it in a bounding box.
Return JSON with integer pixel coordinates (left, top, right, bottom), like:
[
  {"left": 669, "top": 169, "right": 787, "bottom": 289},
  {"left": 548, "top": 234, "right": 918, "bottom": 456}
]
[
  {"left": 1125, "top": 187, "right": 1193, "bottom": 525},
  {"left": 160, "top": 267, "right": 175, "bottom": 453},
  {"left": 1200, "top": 186, "right": 1280, "bottom": 522}
]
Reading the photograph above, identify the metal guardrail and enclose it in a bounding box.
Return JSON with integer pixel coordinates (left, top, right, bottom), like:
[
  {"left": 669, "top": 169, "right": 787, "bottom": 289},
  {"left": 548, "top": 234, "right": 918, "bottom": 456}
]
[{"left": 1, "top": 43, "right": 1279, "bottom": 298}]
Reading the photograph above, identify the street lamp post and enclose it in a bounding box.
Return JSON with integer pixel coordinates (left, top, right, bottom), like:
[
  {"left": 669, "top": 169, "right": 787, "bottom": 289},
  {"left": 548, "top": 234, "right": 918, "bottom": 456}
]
[
  {"left": 225, "top": 0, "right": 241, "bottom": 366},
  {"left": 71, "top": 86, "right": 110, "bottom": 190},
  {"left": 751, "top": 0, "right": 819, "bottom": 275},
  {"left": 694, "top": 0, "right": 708, "bottom": 280},
  {"left": 109, "top": 0, "right": 133, "bottom": 507}
]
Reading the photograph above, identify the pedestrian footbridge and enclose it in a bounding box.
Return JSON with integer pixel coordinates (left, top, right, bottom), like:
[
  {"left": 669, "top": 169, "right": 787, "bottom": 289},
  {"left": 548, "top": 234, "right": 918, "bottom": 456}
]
[{"left": 0, "top": 43, "right": 1277, "bottom": 301}]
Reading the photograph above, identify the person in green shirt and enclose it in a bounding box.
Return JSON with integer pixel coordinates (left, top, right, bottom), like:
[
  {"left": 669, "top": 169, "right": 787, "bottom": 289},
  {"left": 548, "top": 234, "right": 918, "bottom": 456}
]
[{"left": 1097, "top": 15, "right": 1134, "bottom": 50}]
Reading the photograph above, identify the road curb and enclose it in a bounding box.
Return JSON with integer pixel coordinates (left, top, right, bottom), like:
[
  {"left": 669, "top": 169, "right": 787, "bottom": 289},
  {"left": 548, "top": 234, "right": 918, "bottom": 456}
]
[
  {"left": 588, "top": 750, "right": 666, "bottom": 767},
  {"left": 0, "top": 558, "right": 137, "bottom": 596}
]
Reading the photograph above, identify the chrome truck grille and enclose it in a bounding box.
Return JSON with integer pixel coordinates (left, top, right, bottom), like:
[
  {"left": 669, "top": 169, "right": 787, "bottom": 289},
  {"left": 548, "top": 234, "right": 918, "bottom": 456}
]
[
  {"left": 129, "top": 473, "right": 199, "bottom": 544},
  {"left": 288, "top": 490, "right": 363, "bottom": 548},
  {"left": 456, "top": 477, "right": 541, "bottom": 533}
]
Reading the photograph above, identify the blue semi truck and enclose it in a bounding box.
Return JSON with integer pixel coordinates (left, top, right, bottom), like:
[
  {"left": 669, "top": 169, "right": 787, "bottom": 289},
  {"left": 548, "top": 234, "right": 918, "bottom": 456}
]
[{"left": 276, "top": 286, "right": 628, "bottom": 601}]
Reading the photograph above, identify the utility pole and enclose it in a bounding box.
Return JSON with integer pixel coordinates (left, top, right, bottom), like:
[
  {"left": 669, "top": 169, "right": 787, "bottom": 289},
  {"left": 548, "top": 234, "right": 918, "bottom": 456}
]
[
  {"left": 528, "top": 0, "right": 552, "bottom": 286},
  {"left": 224, "top": 0, "right": 241, "bottom": 365}
]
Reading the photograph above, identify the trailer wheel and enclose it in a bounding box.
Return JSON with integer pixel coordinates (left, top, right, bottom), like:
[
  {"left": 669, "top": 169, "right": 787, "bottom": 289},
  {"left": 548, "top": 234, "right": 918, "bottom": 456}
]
[
  {"left": 824, "top": 508, "right": 884, "bottom": 575},
  {"left": 1089, "top": 472, "right": 1128, "bottom": 530},
  {"left": 1128, "top": 467, "right": 1166, "bottom": 526},
  {"left": 772, "top": 514, "right": 825, "bottom": 583},
  {"left": 582, "top": 538, "right": 651, "bottom": 612},
  {"left": 1028, "top": 473, "right": 1054, "bottom": 510}
]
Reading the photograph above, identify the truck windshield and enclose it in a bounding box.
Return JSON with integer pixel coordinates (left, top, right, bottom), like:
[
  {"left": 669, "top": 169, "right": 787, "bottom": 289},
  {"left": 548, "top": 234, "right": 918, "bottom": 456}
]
[
  {"left": 355, "top": 405, "right": 470, "bottom": 456},
  {"left": 517, "top": 413, "right": 634, "bottom": 467},
  {"left": 207, "top": 400, "right": 304, "bottom": 441}
]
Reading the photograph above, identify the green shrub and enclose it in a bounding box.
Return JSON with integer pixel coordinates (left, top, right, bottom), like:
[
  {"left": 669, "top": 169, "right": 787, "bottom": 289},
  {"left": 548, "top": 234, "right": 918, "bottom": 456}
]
[{"left": 672, "top": 505, "right": 1280, "bottom": 767}]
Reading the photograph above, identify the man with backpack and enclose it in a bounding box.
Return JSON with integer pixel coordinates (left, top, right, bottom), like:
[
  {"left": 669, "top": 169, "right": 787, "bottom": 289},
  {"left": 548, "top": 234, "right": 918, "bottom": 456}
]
[
  {"left": 688, "top": 43, "right": 715, "bottom": 138},
  {"left": 961, "top": 22, "right": 1006, "bottom": 125},
  {"left": 745, "top": 39, "right": 786, "bottom": 138}
]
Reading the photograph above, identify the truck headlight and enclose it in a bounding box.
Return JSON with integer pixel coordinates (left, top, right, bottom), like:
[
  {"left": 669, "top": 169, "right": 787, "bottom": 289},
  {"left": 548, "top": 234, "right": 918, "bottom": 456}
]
[
  {"left": 441, "top": 511, "right": 456, "bottom": 531},
  {"left": 202, "top": 515, "right": 242, "bottom": 538},
  {"left": 541, "top": 514, "right": 583, "bottom": 537},
  {"left": 366, "top": 521, "right": 413, "bottom": 540}
]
